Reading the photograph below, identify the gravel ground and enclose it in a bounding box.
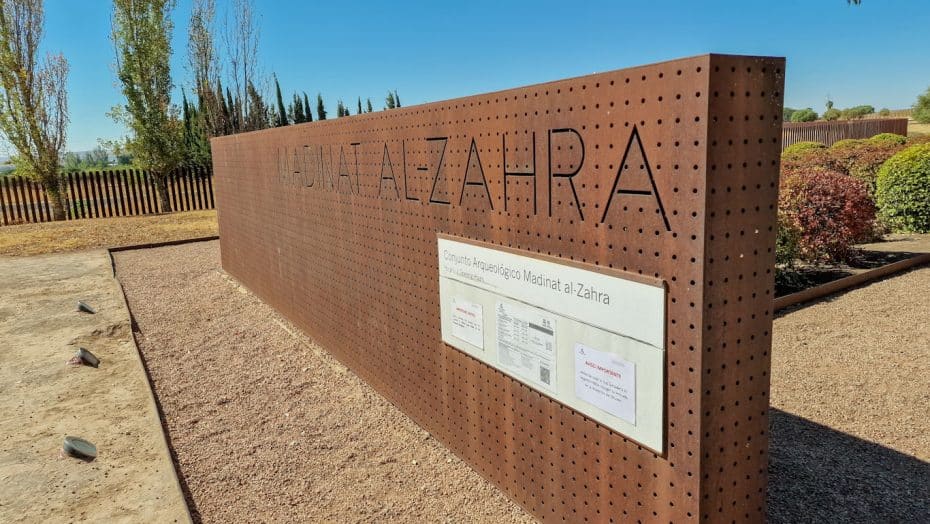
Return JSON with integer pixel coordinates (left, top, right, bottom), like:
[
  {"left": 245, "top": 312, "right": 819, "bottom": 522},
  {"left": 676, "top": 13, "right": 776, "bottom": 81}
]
[
  {"left": 769, "top": 265, "right": 930, "bottom": 522},
  {"left": 114, "top": 241, "right": 930, "bottom": 523},
  {"left": 113, "top": 241, "right": 533, "bottom": 523}
]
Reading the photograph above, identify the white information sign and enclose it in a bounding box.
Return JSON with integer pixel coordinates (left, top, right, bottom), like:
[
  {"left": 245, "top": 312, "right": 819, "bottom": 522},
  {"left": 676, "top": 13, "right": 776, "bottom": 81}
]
[
  {"left": 450, "top": 297, "right": 484, "bottom": 349},
  {"left": 574, "top": 343, "right": 636, "bottom": 424},
  {"left": 437, "top": 236, "right": 666, "bottom": 452},
  {"left": 438, "top": 236, "right": 665, "bottom": 347},
  {"left": 496, "top": 301, "right": 557, "bottom": 391}
]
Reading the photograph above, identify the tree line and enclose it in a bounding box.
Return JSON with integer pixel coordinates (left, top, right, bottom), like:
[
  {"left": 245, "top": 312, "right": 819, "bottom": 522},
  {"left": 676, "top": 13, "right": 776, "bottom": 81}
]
[{"left": 0, "top": 0, "right": 405, "bottom": 219}]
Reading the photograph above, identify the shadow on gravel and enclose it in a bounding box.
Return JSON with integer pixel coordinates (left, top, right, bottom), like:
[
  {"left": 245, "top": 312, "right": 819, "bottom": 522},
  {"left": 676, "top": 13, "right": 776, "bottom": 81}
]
[{"left": 768, "top": 408, "right": 930, "bottom": 523}]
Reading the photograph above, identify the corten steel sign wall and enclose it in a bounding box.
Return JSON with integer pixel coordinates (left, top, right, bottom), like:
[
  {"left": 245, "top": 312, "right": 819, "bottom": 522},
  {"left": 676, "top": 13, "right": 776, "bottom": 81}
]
[{"left": 212, "top": 54, "right": 784, "bottom": 522}]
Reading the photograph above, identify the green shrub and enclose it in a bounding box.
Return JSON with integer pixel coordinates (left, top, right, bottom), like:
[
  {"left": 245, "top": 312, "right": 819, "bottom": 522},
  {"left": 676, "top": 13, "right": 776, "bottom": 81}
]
[
  {"left": 875, "top": 143, "right": 930, "bottom": 232},
  {"left": 913, "top": 86, "right": 930, "bottom": 124},
  {"left": 779, "top": 166, "right": 876, "bottom": 262},
  {"left": 869, "top": 133, "right": 907, "bottom": 145},
  {"left": 790, "top": 108, "right": 818, "bottom": 122},
  {"left": 840, "top": 105, "right": 875, "bottom": 120},
  {"left": 879, "top": 108, "right": 891, "bottom": 117},
  {"left": 782, "top": 141, "right": 826, "bottom": 159},
  {"left": 775, "top": 217, "right": 802, "bottom": 266},
  {"left": 814, "top": 139, "right": 909, "bottom": 193},
  {"left": 823, "top": 108, "right": 841, "bottom": 121},
  {"left": 831, "top": 139, "right": 865, "bottom": 149}
]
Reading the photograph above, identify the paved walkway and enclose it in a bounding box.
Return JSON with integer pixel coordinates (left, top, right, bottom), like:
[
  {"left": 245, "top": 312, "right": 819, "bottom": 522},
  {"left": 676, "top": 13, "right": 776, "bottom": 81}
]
[{"left": 0, "top": 251, "right": 189, "bottom": 523}]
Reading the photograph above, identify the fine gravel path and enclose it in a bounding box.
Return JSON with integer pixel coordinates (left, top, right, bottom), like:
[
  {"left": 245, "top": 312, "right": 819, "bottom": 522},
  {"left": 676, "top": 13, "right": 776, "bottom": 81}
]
[
  {"left": 113, "top": 241, "right": 533, "bottom": 523},
  {"left": 114, "top": 241, "right": 930, "bottom": 523},
  {"left": 768, "top": 265, "right": 930, "bottom": 523}
]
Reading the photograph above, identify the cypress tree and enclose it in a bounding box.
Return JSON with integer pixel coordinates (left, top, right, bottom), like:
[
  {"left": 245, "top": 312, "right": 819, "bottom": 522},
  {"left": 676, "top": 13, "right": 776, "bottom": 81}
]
[
  {"left": 317, "top": 93, "right": 327, "bottom": 120},
  {"left": 367, "top": 98, "right": 373, "bottom": 113},
  {"left": 226, "top": 87, "right": 239, "bottom": 132},
  {"left": 394, "top": 90, "right": 401, "bottom": 108},
  {"left": 303, "top": 93, "right": 312, "bottom": 122},
  {"left": 385, "top": 91, "right": 395, "bottom": 109},
  {"left": 274, "top": 76, "right": 288, "bottom": 127},
  {"left": 216, "top": 79, "right": 230, "bottom": 135},
  {"left": 357, "top": 97, "right": 362, "bottom": 115},
  {"left": 289, "top": 94, "right": 299, "bottom": 123}
]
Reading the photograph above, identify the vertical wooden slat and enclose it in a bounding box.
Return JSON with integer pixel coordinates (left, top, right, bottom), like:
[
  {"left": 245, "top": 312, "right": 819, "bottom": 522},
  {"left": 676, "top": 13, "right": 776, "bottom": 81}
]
[
  {"left": 32, "top": 180, "right": 44, "bottom": 222},
  {"left": 169, "top": 170, "right": 180, "bottom": 212},
  {"left": 174, "top": 167, "right": 183, "bottom": 211},
  {"left": 205, "top": 166, "right": 215, "bottom": 208},
  {"left": 85, "top": 172, "right": 97, "bottom": 218},
  {"left": 139, "top": 171, "right": 151, "bottom": 213},
  {"left": 25, "top": 180, "right": 39, "bottom": 222},
  {"left": 122, "top": 170, "right": 133, "bottom": 215},
  {"left": 66, "top": 173, "right": 76, "bottom": 219},
  {"left": 187, "top": 167, "right": 198, "bottom": 210},
  {"left": 16, "top": 178, "right": 29, "bottom": 223},
  {"left": 100, "top": 171, "right": 113, "bottom": 217},
  {"left": 18, "top": 178, "right": 31, "bottom": 223},
  {"left": 170, "top": 168, "right": 180, "bottom": 211},
  {"left": 42, "top": 181, "right": 52, "bottom": 222},
  {"left": 15, "top": 177, "right": 28, "bottom": 222},
  {"left": 33, "top": 181, "right": 48, "bottom": 222},
  {"left": 84, "top": 171, "right": 95, "bottom": 219},
  {"left": 145, "top": 173, "right": 159, "bottom": 213},
  {"left": 132, "top": 169, "right": 145, "bottom": 214},
  {"left": 78, "top": 171, "right": 89, "bottom": 219},
  {"left": 9, "top": 177, "right": 23, "bottom": 222},
  {"left": 115, "top": 170, "right": 128, "bottom": 216},
  {"left": 44, "top": 177, "right": 56, "bottom": 221},
  {"left": 78, "top": 171, "right": 91, "bottom": 218},
  {"left": 18, "top": 177, "right": 35, "bottom": 223},
  {"left": 191, "top": 167, "right": 203, "bottom": 210},
  {"left": 112, "top": 171, "right": 124, "bottom": 217},
  {"left": 123, "top": 170, "right": 136, "bottom": 215},
  {"left": 0, "top": 177, "right": 11, "bottom": 225},
  {"left": 102, "top": 171, "right": 117, "bottom": 217},
  {"left": 191, "top": 166, "right": 203, "bottom": 209},
  {"left": 143, "top": 170, "right": 156, "bottom": 214},
  {"left": 133, "top": 169, "right": 146, "bottom": 214},
  {"left": 140, "top": 169, "right": 151, "bottom": 214},
  {"left": 91, "top": 171, "right": 106, "bottom": 217},
  {"left": 184, "top": 167, "right": 194, "bottom": 211},
  {"left": 87, "top": 171, "right": 105, "bottom": 218},
  {"left": 196, "top": 167, "right": 207, "bottom": 209}
]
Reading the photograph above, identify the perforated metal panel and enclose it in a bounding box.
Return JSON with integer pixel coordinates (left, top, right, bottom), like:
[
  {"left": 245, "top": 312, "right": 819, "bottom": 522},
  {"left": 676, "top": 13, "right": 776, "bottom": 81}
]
[{"left": 211, "top": 53, "right": 784, "bottom": 523}]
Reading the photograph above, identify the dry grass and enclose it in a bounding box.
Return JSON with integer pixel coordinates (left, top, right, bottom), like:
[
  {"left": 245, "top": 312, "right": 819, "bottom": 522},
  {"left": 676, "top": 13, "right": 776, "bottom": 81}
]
[
  {"left": 0, "top": 210, "right": 217, "bottom": 256},
  {"left": 908, "top": 121, "right": 930, "bottom": 136}
]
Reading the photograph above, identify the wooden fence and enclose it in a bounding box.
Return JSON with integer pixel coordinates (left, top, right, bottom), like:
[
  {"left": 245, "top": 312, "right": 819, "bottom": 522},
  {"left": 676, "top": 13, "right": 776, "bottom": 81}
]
[
  {"left": 0, "top": 166, "right": 214, "bottom": 226},
  {"left": 782, "top": 118, "right": 909, "bottom": 149}
]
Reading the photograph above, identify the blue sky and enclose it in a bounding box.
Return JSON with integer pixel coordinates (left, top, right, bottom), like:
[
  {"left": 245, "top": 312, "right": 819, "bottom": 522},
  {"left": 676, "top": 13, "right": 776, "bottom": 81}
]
[{"left": 34, "top": 0, "right": 930, "bottom": 152}]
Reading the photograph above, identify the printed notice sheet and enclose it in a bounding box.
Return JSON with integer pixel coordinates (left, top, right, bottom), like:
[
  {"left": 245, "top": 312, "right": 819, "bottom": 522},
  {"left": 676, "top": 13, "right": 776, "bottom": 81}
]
[
  {"left": 573, "top": 343, "right": 636, "bottom": 424},
  {"left": 450, "top": 297, "right": 484, "bottom": 349},
  {"left": 496, "top": 301, "right": 557, "bottom": 390}
]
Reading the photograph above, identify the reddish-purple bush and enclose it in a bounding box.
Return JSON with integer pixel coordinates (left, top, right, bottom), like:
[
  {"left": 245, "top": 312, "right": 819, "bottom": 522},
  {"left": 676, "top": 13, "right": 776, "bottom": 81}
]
[{"left": 778, "top": 166, "right": 876, "bottom": 262}]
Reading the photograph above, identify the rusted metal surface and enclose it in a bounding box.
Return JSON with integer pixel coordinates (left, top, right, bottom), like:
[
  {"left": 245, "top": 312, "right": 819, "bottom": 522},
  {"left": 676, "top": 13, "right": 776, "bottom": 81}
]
[
  {"left": 211, "top": 53, "right": 784, "bottom": 522},
  {"left": 782, "top": 117, "right": 908, "bottom": 148}
]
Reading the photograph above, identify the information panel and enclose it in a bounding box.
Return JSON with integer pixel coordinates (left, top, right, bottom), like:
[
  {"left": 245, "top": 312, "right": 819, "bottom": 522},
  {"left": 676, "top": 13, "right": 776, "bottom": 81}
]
[{"left": 438, "top": 235, "right": 666, "bottom": 450}]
